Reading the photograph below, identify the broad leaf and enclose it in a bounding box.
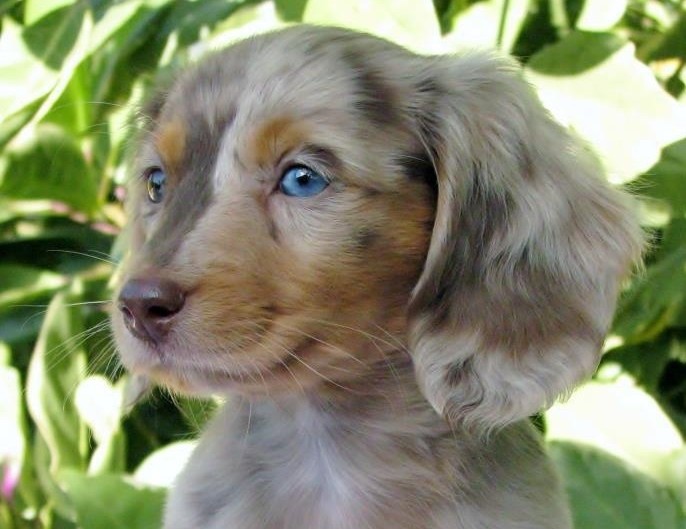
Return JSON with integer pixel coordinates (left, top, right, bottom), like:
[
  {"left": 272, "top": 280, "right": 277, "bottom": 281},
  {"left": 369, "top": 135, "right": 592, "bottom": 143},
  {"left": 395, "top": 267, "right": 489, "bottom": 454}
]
[
  {"left": 24, "top": 0, "right": 74, "bottom": 25},
  {"left": 550, "top": 442, "right": 686, "bottom": 529},
  {"left": 575, "top": 0, "right": 627, "bottom": 31},
  {"left": 633, "top": 138, "right": 686, "bottom": 216},
  {"left": 0, "top": 360, "right": 24, "bottom": 501},
  {"left": 0, "top": 4, "right": 90, "bottom": 128},
  {"left": 613, "top": 218, "right": 686, "bottom": 339},
  {"left": 0, "top": 265, "right": 67, "bottom": 308},
  {"left": 26, "top": 289, "right": 88, "bottom": 474},
  {"left": 0, "top": 123, "right": 99, "bottom": 214},
  {"left": 527, "top": 32, "right": 686, "bottom": 183},
  {"left": 303, "top": 0, "right": 442, "bottom": 53},
  {"left": 546, "top": 379, "right": 684, "bottom": 483},
  {"left": 134, "top": 441, "right": 196, "bottom": 488},
  {"left": 75, "top": 376, "right": 126, "bottom": 474},
  {"left": 443, "top": 0, "right": 530, "bottom": 52},
  {"left": 60, "top": 471, "right": 166, "bottom": 529}
]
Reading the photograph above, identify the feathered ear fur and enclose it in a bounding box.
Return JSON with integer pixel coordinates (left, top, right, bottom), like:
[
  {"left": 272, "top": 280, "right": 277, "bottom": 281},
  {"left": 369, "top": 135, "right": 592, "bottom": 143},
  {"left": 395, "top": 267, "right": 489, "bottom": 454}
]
[{"left": 406, "top": 54, "right": 643, "bottom": 430}]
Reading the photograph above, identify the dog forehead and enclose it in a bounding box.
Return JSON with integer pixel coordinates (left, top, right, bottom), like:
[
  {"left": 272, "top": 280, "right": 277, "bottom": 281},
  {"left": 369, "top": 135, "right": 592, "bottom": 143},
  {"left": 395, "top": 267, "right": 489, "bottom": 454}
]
[{"left": 164, "top": 26, "right": 409, "bottom": 135}]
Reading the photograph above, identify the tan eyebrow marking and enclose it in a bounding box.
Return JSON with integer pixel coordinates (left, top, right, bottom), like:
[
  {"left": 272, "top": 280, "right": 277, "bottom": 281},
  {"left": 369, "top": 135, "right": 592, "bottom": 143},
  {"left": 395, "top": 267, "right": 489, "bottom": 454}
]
[
  {"left": 155, "top": 117, "right": 187, "bottom": 174},
  {"left": 246, "top": 116, "right": 309, "bottom": 168}
]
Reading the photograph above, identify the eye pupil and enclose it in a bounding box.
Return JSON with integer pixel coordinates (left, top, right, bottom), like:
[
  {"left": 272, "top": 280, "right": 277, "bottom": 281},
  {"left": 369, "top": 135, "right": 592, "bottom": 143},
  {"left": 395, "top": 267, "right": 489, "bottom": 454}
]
[
  {"left": 146, "top": 168, "right": 166, "bottom": 203},
  {"left": 296, "top": 172, "right": 310, "bottom": 186},
  {"left": 279, "top": 166, "right": 328, "bottom": 198}
]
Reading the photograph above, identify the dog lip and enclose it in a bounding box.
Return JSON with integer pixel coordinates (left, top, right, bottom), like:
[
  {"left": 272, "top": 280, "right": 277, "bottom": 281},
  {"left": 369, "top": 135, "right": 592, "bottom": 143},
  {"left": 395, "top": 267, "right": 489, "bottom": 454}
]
[{"left": 163, "top": 336, "right": 320, "bottom": 388}]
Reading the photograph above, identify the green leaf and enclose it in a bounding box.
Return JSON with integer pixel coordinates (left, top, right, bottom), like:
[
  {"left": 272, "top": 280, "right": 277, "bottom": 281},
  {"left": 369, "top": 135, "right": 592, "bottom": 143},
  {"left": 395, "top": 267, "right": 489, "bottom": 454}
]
[
  {"left": 0, "top": 360, "right": 24, "bottom": 499},
  {"left": 26, "top": 288, "right": 88, "bottom": 474},
  {"left": 575, "top": 0, "right": 627, "bottom": 31},
  {"left": 303, "top": 0, "right": 442, "bottom": 53},
  {"left": 443, "top": 0, "right": 530, "bottom": 52},
  {"left": 527, "top": 31, "right": 625, "bottom": 75},
  {"left": 0, "top": 17, "right": 59, "bottom": 125},
  {"left": 0, "top": 4, "right": 90, "bottom": 133},
  {"left": 24, "top": 0, "right": 74, "bottom": 25},
  {"left": 634, "top": 138, "right": 686, "bottom": 216},
  {"left": 613, "top": 219, "right": 686, "bottom": 340},
  {"left": 275, "top": 0, "right": 307, "bottom": 21},
  {"left": 550, "top": 441, "right": 686, "bottom": 529},
  {"left": 526, "top": 33, "right": 686, "bottom": 183},
  {"left": 60, "top": 471, "right": 166, "bottom": 529},
  {"left": 650, "top": 12, "right": 686, "bottom": 62},
  {"left": 546, "top": 379, "right": 684, "bottom": 483},
  {"left": 0, "top": 124, "right": 99, "bottom": 214},
  {"left": 0, "top": 265, "right": 67, "bottom": 308}
]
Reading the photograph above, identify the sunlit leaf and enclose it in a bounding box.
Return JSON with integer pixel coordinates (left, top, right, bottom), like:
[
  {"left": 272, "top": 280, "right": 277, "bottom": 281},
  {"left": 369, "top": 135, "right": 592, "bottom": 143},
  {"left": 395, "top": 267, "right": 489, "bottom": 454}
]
[
  {"left": 575, "top": 0, "right": 627, "bottom": 31},
  {"left": 24, "top": 0, "right": 74, "bottom": 25},
  {"left": 0, "top": 17, "right": 60, "bottom": 124},
  {"left": 134, "top": 441, "right": 196, "bottom": 488},
  {"left": 527, "top": 32, "right": 686, "bottom": 183},
  {"left": 75, "top": 376, "right": 125, "bottom": 474},
  {"left": 546, "top": 379, "right": 684, "bottom": 482},
  {"left": 0, "top": 3, "right": 90, "bottom": 133},
  {"left": 443, "top": 0, "right": 530, "bottom": 52},
  {"left": 26, "top": 288, "right": 88, "bottom": 473},
  {"left": 303, "top": 0, "right": 442, "bottom": 53},
  {"left": 0, "top": 358, "right": 24, "bottom": 502}
]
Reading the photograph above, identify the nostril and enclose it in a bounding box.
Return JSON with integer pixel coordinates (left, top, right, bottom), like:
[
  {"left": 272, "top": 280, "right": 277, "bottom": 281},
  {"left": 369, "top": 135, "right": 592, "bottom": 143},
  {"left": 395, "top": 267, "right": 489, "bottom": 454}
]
[
  {"left": 120, "top": 305, "right": 134, "bottom": 322},
  {"left": 147, "top": 303, "right": 180, "bottom": 319}
]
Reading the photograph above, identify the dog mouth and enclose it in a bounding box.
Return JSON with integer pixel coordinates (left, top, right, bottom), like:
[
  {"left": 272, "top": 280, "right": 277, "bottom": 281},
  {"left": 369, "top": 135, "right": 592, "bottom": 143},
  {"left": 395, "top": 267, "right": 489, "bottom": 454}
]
[{"left": 135, "top": 336, "right": 321, "bottom": 395}]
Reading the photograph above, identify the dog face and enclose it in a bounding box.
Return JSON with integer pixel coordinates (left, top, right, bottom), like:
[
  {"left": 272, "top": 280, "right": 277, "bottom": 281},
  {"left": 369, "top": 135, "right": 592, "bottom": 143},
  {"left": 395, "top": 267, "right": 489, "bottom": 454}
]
[{"left": 113, "top": 26, "right": 642, "bottom": 428}]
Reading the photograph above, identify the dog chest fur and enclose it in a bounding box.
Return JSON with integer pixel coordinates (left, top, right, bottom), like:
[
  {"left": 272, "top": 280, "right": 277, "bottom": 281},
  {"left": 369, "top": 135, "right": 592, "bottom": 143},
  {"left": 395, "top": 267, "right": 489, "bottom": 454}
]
[{"left": 164, "top": 371, "right": 569, "bottom": 529}]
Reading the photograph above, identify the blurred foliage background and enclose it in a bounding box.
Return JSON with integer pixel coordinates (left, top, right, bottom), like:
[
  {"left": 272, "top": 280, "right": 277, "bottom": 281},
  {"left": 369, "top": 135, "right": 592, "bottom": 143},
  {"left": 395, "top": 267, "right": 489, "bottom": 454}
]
[{"left": 1, "top": 0, "right": 686, "bottom": 528}]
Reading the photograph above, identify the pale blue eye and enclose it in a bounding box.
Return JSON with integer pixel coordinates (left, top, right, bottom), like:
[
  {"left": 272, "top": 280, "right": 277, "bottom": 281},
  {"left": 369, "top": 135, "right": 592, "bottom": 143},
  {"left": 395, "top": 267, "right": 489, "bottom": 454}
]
[{"left": 279, "top": 166, "right": 328, "bottom": 197}]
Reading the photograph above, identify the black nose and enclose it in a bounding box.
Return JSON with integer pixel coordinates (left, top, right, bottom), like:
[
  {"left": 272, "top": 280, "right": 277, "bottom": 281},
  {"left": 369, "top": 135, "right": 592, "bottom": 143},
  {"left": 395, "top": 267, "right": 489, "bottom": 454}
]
[{"left": 117, "top": 277, "right": 186, "bottom": 345}]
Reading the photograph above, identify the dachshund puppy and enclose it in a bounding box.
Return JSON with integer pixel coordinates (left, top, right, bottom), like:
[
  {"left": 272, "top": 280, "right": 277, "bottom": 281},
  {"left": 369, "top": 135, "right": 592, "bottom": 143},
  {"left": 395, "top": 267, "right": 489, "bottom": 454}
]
[{"left": 113, "top": 26, "right": 642, "bottom": 529}]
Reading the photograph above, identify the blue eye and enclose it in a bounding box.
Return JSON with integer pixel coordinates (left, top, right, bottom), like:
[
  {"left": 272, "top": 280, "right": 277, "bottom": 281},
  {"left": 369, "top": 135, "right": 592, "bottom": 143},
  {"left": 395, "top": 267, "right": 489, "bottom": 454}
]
[
  {"left": 279, "top": 166, "right": 328, "bottom": 197},
  {"left": 145, "top": 167, "right": 166, "bottom": 203}
]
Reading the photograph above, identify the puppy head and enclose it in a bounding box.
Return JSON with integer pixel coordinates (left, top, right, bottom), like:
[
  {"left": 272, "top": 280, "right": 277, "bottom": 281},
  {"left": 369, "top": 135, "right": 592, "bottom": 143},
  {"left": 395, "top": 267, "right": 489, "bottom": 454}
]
[
  {"left": 113, "top": 27, "right": 435, "bottom": 396},
  {"left": 112, "top": 27, "right": 642, "bottom": 425}
]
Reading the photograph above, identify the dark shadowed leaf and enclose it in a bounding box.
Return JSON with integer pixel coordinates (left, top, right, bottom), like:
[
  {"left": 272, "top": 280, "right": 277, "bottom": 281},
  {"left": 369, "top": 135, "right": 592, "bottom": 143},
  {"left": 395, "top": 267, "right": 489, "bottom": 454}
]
[
  {"left": 634, "top": 138, "right": 686, "bottom": 216},
  {"left": 0, "top": 265, "right": 67, "bottom": 308},
  {"left": 614, "top": 219, "right": 686, "bottom": 340}
]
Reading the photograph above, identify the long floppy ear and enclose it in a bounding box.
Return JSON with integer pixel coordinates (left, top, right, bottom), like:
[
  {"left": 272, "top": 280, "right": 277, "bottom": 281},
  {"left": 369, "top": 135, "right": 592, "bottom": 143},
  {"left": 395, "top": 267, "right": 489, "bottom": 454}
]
[{"left": 407, "top": 53, "right": 643, "bottom": 430}]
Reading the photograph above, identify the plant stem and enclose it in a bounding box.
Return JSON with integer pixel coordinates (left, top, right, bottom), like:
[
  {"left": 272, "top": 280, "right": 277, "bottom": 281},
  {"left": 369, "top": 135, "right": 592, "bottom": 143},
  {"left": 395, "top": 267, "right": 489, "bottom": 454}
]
[{"left": 496, "top": 0, "right": 511, "bottom": 49}]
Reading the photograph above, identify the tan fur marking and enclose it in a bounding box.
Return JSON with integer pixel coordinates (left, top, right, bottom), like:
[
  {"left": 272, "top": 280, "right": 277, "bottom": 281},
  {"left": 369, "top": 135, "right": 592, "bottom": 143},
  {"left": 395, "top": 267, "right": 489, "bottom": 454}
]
[
  {"left": 246, "top": 116, "right": 309, "bottom": 168},
  {"left": 155, "top": 118, "right": 187, "bottom": 174}
]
